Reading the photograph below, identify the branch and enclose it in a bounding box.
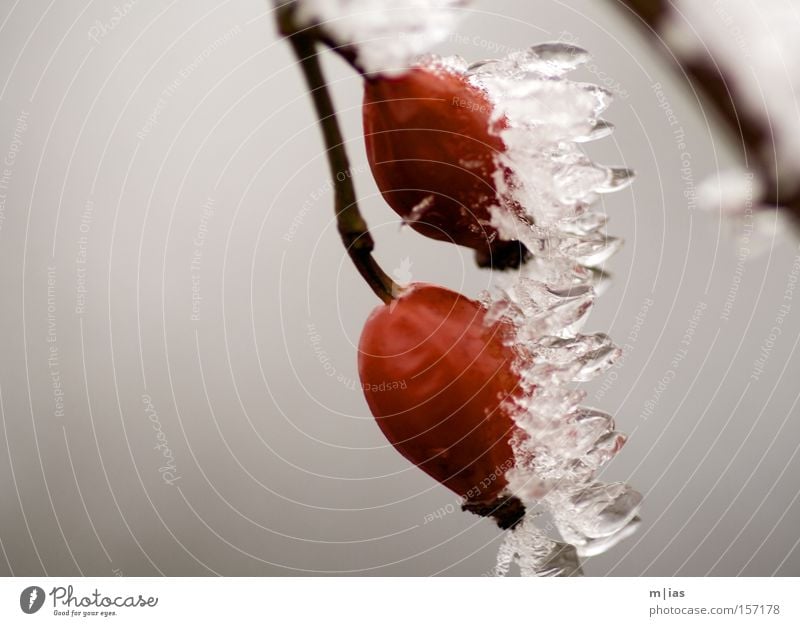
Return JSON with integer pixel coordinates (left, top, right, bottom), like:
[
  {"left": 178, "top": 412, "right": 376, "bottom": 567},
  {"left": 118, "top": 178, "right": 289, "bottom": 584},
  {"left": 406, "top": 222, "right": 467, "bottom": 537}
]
[{"left": 615, "top": 0, "right": 800, "bottom": 219}]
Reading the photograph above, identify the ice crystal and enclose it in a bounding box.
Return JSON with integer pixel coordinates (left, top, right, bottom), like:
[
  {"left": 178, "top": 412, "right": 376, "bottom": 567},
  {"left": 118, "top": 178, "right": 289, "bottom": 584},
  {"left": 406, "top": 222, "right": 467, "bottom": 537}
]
[
  {"left": 420, "top": 44, "right": 640, "bottom": 575},
  {"left": 290, "top": 0, "right": 467, "bottom": 75},
  {"left": 494, "top": 515, "right": 583, "bottom": 577}
]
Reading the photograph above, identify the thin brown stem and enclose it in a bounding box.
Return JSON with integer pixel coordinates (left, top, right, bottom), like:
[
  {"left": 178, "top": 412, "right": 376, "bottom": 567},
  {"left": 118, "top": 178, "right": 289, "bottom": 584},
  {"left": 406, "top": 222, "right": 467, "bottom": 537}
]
[{"left": 278, "top": 5, "right": 397, "bottom": 302}]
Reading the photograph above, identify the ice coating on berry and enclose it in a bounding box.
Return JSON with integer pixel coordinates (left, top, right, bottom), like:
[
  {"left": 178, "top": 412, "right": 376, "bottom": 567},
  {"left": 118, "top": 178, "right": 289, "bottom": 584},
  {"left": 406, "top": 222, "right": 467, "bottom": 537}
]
[
  {"left": 411, "top": 44, "right": 643, "bottom": 575},
  {"left": 291, "top": 0, "right": 467, "bottom": 75},
  {"left": 494, "top": 515, "right": 583, "bottom": 577}
]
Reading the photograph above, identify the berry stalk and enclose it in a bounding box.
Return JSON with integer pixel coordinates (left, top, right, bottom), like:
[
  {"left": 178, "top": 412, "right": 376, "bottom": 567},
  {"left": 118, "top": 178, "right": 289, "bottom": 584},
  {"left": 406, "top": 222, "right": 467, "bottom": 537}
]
[{"left": 278, "top": 7, "right": 398, "bottom": 303}]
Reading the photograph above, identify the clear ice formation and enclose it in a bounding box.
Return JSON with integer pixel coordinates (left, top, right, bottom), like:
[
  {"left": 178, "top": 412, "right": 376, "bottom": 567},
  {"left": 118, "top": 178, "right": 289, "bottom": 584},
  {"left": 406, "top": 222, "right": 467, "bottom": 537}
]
[
  {"left": 420, "top": 44, "right": 641, "bottom": 576},
  {"left": 494, "top": 515, "right": 584, "bottom": 577}
]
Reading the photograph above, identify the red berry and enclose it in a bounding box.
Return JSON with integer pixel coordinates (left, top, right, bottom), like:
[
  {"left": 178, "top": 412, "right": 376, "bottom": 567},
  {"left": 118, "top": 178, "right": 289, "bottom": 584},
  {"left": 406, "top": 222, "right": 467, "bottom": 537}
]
[
  {"left": 358, "top": 283, "right": 525, "bottom": 526},
  {"left": 363, "top": 67, "right": 527, "bottom": 269}
]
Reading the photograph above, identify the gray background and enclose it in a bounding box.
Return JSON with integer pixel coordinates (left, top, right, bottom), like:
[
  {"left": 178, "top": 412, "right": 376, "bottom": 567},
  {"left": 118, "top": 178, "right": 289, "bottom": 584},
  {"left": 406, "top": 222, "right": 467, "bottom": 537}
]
[{"left": 0, "top": 0, "right": 798, "bottom": 576}]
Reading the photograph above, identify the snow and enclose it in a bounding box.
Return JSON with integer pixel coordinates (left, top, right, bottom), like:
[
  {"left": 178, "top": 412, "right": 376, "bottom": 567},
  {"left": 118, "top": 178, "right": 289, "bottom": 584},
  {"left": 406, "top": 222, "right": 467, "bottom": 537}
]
[
  {"left": 696, "top": 168, "right": 764, "bottom": 214},
  {"left": 291, "top": 0, "right": 467, "bottom": 74}
]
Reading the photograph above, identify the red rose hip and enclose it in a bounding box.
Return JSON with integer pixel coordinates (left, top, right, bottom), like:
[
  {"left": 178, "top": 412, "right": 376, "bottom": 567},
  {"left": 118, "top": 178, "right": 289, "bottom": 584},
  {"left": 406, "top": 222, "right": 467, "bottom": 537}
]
[
  {"left": 363, "top": 67, "right": 527, "bottom": 269},
  {"left": 358, "top": 283, "right": 525, "bottom": 527}
]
